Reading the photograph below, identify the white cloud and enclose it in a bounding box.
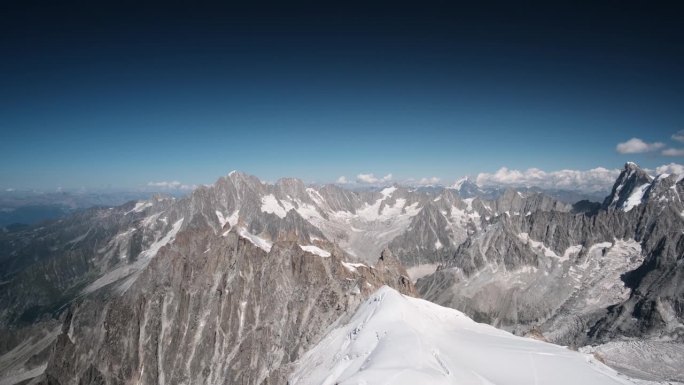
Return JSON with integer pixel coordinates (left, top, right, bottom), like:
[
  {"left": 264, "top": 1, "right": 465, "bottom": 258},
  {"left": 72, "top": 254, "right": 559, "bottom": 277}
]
[
  {"left": 655, "top": 163, "right": 684, "bottom": 176},
  {"left": 476, "top": 167, "right": 621, "bottom": 192},
  {"left": 356, "top": 173, "right": 393, "bottom": 184},
  {"left": 336, "top": 176, "right": 348, "bottom": 184},
  {"left": 356, "top": 174, "right": 376, "bottom": 183},
  {"left": 616, "top": 138, "right": 665, "bottom": 154},
  {"left": 672, "top": 130, "right": 684, "bottom": 143},
  {"left": 147, "top": 181, "right": 196, "bottom": 190},
  {"left": 148, "top": 180, "right": 182, "bottom": 188},
  {"left": 418, "top": 176, "right": 441, "bottom": 185},
  {"left": 662, "top": 148, "right": 684, "bottom": 157}
]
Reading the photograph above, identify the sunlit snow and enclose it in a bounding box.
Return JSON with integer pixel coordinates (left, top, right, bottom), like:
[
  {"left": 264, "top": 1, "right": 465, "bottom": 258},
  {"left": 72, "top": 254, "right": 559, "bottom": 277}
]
[
  {"left": 236, "top": 227, "right": 272, "bottom": 252},
  {"left": 341, "top": 261, "right": 367, "bottom": 273},
  {"left": 299, "top": 244, "right": 331, "bottom": 257},
  {"left": 623, "top": 183, "right": 650, "bottom": 212},
  {"left": 290, "top": 286, "right": 644, "bottom": 385},
  {"left": 261, "top": 194, "right": 289, "bottom": 218},
  {"left": 83, "top": 218, "right": 184, "bottom": 294}
]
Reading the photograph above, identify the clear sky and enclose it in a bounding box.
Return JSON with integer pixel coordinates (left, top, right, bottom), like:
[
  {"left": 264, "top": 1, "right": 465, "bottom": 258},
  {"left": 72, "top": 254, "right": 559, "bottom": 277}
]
[{"left": 1, "top": 1, "right": 683, "bottom": 189}]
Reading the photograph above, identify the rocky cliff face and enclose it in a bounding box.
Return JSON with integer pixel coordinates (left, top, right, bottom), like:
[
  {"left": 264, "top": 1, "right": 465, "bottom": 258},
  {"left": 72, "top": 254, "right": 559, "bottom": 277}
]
[
  {"left": 602, "top": 162, "right": 654, "bottom": 211},
  {"left": 0, "top": 195, "right": 179, "bottom": 327},
  {"left": 418, "top": 163, "right": 684, "bottom": 352},
  {"left": 39, "top": 224, "right": 414, "bottom": 385},
  {"left": 0, "top": 171, "right": 421, "bottom": 385},
  {"left": 387, "top": 187, "right": 571, "bottom": 274},
  {"left": 0, "top": 169, "right": 580, "bottom": 345},
  {"left": 2, "top": 163, "right": 681, "bottom": 384}
]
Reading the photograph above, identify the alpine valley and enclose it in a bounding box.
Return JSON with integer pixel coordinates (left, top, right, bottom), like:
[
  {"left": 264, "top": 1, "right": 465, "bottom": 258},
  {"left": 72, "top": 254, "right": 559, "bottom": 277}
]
[{"left": 1, "top": 163, "right": 682, "bottom": 385}]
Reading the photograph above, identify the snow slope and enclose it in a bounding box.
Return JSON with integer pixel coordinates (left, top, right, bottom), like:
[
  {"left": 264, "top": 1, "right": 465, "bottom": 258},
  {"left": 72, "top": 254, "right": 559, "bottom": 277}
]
[
  {"left": 299, "top": 244, "right": 331, "bottom": 257},
  {"left": 623, "top": 183, "right": 650, "bottom": 211},
  {"left": 82, "top": 217, "right": 185, "bottom": 294},
  {"left": 290, "top": 286, "right": 647, "bottom": 385}
]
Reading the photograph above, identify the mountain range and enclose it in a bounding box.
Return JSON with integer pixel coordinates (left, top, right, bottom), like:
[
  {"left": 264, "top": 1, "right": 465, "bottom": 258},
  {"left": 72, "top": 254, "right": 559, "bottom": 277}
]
[{"left": 0, "top": 162, "right": 682, "bottom": 384}]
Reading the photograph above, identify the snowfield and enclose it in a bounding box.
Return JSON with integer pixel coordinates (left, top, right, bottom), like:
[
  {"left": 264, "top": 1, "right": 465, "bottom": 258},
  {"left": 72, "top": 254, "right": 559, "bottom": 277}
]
[
  {"left": 299, "top": 244, "right": 331, "bottom": 257},
  {"left": 290, "top": 286, "right": 651, "bottom": 385},
  {"left": 623, "top": 183, "right": 650, "bottom": 211}
]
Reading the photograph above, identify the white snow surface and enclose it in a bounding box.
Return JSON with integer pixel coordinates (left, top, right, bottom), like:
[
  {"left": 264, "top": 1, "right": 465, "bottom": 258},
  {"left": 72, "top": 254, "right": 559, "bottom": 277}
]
[
  {"left": 261, "top": 194, "right": 289, "bottom": 218},
  {"left": 0, "top": 326, "right": 61, "bottom": 385},
  {"left": 216, "top": 210, "right": 239, "bottom": 229},
  {"left": 518, "top": 232, "right": 559, "bottom": 258},
  {"left": 452, "top": 177, "right": 470, "bottom": 190},
  {"left": 341, "top": 261, "right": 368, "bottom": 273},
  {"left": 380, "top": 186, "right": 397, "bottom": 197},
  {"left": 125, "top": 201, "right": 152, "bottom": 215},
  {"left": 237, "top": 227, "right": 272, "bottom": 252},
  {"left": 215, "top": 210, "right": 227, "bottom": 227},
  {"left": 299, "top": 244, "right": 331, "bottom": 257},
  {"left": 290, "top": 286, "right": 641, "bottom": 385},
  {"left": 83, "top": 218, "right": 184, "bottom": 294},
  {"left": 623, "top": 183, "right": 650, "bottom": 212},
  {"left": 406, "top": 263, "right": 440, "bottom": 282},
  {"left": 312, "top": 191, "right": 421, "bottom": 262}
]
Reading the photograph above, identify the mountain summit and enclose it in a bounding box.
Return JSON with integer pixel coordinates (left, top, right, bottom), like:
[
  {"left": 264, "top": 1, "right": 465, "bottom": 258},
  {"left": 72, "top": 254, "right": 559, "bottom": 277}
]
[
  {"left": 0, "top": 165, "right": 682, "bottom": 384},
  {"left": 602, "top": 162, "right": 654, "bottom": 211},
  {"left": 450, "top": 176, "right": 483, "bottom": 198}
]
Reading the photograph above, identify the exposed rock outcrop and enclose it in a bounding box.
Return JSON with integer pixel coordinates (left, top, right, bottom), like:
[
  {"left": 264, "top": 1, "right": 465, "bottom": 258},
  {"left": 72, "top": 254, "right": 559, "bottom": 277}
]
[{"left": 40, "top": 225, "right": 414, "bottom": 385}]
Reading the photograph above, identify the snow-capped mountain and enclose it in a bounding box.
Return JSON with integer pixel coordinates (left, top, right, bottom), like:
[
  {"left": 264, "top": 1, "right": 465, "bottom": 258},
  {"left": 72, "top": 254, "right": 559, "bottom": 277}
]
[
  {"left": 603, "top": 162, "right": 683, "bottom": 212},
  {"left": 0, "top": 162, "right": 682, "bottom": 384},
  {"left": 417, "top": 162, "right": 684, "bottom": 382},
  {"left": 603, "top": 162, "right": 655, "bottom": 211},
  {"left": 0, "top": 178, "right": 417, "bottom": 385},
  {"left": 450, "top": 176, "right": 483, "bottom": 198},
  {"left": 290, "top": 286, "right": 649, "bottom": 385},
  {"left": 36, "top": 242, "right": 414, "bottom": 385}
]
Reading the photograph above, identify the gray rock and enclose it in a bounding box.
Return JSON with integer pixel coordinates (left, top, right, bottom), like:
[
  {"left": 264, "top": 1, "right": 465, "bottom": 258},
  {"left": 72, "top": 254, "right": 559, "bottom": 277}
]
[
  {"left": 418, "top": 163, "right": 684, "bottom": 353},
  {"left": 38, "top": 226, "right": 415, "bottom": 385}
]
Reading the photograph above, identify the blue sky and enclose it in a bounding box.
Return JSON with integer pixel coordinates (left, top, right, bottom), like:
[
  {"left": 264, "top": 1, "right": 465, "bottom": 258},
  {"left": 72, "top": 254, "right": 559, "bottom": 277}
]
[{"left": 1, "top": 1, "right": 682, "bottom": 190}]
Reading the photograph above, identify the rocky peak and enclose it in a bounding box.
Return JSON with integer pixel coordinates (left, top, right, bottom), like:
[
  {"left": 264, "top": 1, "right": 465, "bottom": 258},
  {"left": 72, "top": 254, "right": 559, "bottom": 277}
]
[
  {"left": 38, "top": 224, "right": 417, "bottom": 385},
  {"left": 375, "top": 248, "right": 415, "bottom": 294},
  {"left": 602, "top": 162, "right": 653, "bottom": 211},
  {"left": 274, "top": 177, "right": 309, "bottom": 200},
  {"left": 226, "top": 170, "right": 263, "bottom": 189},
  {"left": 452, "top": 176, "right": 482, "bottom": 198},
  {"left": 641, "top": 173, "right": 684, "bottom": 213}
]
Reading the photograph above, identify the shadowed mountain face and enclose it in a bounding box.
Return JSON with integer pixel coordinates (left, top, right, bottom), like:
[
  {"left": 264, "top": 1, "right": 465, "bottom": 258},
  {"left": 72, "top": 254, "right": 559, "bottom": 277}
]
[
  {"left": 1, "top": 163, "right": 682, "bottom": 384},
  {"left": 0, "top": 190, "right": 184, "bottom": 227}
]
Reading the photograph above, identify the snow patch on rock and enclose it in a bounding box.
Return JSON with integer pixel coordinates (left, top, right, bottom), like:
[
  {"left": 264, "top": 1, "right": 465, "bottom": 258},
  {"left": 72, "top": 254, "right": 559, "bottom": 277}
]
[
  {"left": 237, "top": 227, "right": 272, "bottom": 252},
  {"left": 261, "top": 194, "right": 289, "bottom": 218},
  {"left": 299, "top": 244, "right": 331, "bottom": 257}
]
